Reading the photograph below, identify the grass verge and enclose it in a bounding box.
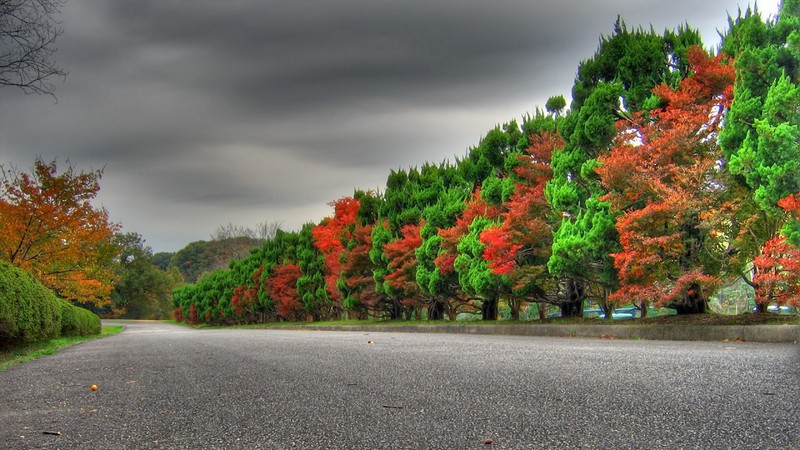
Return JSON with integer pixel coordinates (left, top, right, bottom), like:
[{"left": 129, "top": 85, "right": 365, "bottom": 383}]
[{"left": 0, "top": 325, "right": 124, "bottom": 373}]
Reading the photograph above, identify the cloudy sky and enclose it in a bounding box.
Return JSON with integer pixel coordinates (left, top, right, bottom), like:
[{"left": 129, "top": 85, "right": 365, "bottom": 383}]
[{"left": 0, "top": 0, "right": 779, "bottom": 252}]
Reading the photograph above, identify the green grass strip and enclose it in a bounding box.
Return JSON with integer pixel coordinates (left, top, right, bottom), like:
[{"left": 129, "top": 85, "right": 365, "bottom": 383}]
[{"left": 0, "top": 325, "right": 124, "bottom": 373}]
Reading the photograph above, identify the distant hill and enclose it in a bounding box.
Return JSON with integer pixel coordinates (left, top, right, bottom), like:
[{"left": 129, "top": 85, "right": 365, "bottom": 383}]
[{"left": 168, "top": 236, "right": 264, "bottom": 283}]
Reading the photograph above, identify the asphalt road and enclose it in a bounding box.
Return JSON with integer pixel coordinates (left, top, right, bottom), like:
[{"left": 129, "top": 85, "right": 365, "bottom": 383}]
[{"left": 0, "top": 321, "right": 798, "bottom": 449}]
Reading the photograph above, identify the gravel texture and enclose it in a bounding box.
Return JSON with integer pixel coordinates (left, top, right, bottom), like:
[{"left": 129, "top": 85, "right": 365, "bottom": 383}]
[{"left": 0, "top": 321, "right": 798, "bottom": 449}]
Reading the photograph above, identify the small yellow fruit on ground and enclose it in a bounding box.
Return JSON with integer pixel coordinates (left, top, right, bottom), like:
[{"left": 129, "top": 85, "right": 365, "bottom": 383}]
[{"left": 90, "top": 384, "right": 98, "bottom": 391}]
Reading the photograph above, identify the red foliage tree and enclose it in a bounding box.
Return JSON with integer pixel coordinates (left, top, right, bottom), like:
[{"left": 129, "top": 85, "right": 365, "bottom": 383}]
[
  {"left": 188, "top": 304, "right": 199, "bottom": 324},
  {"left": 431, "top": 188, "right": 503, "bottom": 320},
  {"left": 780, "top": 194, "right": 800, "bottom": 218},
  {"left": 598, "top": 47, "right": 736, "bottom": 313},
  {"left": 779, "top": 193, "right": 800, "bottom": 248},
  {"left": 339, "top": 223, "right": 381, "bottom": 317},
  {"left": 752, "top": 237, "right": 800, "bottom": 308},
  {"left": 481, "top": 132, "right": 556, "bottom": 276},
  {"left": 479, "top": 131, "right": 559, "bottom": 319},
  {"left": 436, "top": 189, "right": 503, "bottom": 274},
  {"left": 232, "top": 264, "right": 264, "bottom": 321},
  {"left": 743, "top": 193, "right": 800, "bottom": 311},
  {"left": 311, "top": 196, "right": 360, "bottom": 314},
  {"left": 264, "top": 263, "right": 303, "bottom": 320},
  {"left": 383, "top": 223, "right": 424, "bottom": 312}
]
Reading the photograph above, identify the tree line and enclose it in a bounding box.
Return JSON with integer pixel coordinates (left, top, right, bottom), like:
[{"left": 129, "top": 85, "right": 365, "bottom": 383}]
[{"left": 173, "top": 3, "right": 800, "bottom": 324}]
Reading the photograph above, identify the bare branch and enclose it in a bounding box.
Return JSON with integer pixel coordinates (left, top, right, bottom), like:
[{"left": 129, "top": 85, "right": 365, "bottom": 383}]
[
  {"left": 254, "top": 220, "right": 282, "bottom": 240},
  {"left": 210, "top": 222, "right": 252, "bottom": 241},
  {"left": 210, "top": 220, "right": 283, "bottom": 241},
  {"left": 0, "top": 0, "right": 67, "bottom": 97}
]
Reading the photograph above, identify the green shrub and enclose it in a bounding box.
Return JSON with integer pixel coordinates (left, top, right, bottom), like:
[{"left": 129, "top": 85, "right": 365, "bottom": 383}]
[
  {"left": 0, "top": 260, "right": 100, "bottom": 347},
  {"left": 58, "top": 300, "right": 101, "bottom": 336},
  {"left": 0, "top": 260, "right": 61, "bottom": 346}
]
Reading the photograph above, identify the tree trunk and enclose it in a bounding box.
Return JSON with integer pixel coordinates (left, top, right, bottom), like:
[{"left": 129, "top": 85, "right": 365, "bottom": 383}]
[
  {"left": 600, "top": 303, "right": 614, "bottom": 320},
  {"left": 635, "top": 300, "right": 648, "bottom": 318},
  {"left": 387, "top": 299, "right": 402, "bottom": 320},
  {"left": 428, "top": 300, "right": 444, "bottom": 320},
  {"left": 509, "top": 297, "right": 521, "bottom": 321},
  {"left": 672, "top": 299, "right": 706, "bottom": 315},
  {"left": 669, "top": 283, "right": 707, "bottom": 315},
  {"left": 446, "top": 305, "right": 457, "bottom": 322},
  {"left": 599, "top": 289, "right": 614, "bottom": 320},
  {"left": 538, "top": 302, "right": 548, "bottom": 320},
  {"left": 560, "top": 279, "right": 584, "bottom": 318},
  {"left": 481, "top": 294, "right": 499, "bottom": 321}
]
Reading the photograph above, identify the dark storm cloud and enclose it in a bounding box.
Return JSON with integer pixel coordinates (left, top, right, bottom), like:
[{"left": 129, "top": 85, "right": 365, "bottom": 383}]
[
  {"left": 0, "top": 0, "right": 777, "bottom": 251},
  {"left": 95, "top": 0, "right": 583, "bottom": 120}
]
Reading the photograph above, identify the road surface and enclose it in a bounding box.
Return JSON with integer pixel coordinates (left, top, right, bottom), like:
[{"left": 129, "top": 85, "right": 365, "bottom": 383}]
[{"left": 1, "top": 321, "right": 798, "bottom": 449}]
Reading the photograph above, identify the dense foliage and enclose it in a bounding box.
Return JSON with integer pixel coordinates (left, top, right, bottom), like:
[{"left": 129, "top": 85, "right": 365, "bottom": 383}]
[
  {"left": 172, "top": 1, "right": 799, "bottom": 324},
  {"left": 0, "top": 259, "right": 99, "bottom": 347},
  {"left": 57, "top": 298, "right": 101, "bottom": 337},
  {"left": 108, "top": 233, "right": 183, "bottom": 319}
]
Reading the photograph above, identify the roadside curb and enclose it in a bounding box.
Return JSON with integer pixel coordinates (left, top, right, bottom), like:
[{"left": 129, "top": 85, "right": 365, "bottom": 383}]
[{"left": 283, "top": 323, "right": 800, "bottom": 343}]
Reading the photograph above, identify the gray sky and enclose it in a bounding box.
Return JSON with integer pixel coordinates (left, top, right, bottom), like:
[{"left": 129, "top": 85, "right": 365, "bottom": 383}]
[{"left": 0, "top": 0, "right": 779, "bottom": 252}]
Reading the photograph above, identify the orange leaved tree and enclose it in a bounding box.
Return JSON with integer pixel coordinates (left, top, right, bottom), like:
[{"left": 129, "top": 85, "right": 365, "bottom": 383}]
[
  {"left": 780, "top": 194, "right": 800, "bottom": 248},
  {"left": 598, "top": 47, "right": 736, "bottom": 314},
  {"left": 311, "top": 196, "right": 361, "bottom": 317},
  {"left": 752, "top": 236, "right": 800, "bottom": 309},
  {"left": 0, "top": 159, "right": 119, "bottom": 306}
]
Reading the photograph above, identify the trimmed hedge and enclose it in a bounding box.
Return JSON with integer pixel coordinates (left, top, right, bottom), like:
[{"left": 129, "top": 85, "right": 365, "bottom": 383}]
[
  {"left": 0, "top": 259, "right": 100, "bottom": 347},
  {"left": 58, "top": 299, "right": 101, "bottom": 336}
]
